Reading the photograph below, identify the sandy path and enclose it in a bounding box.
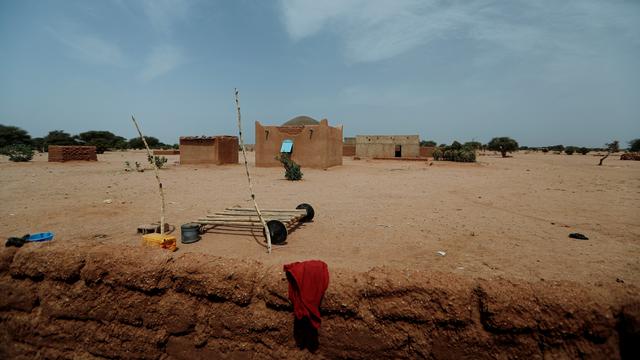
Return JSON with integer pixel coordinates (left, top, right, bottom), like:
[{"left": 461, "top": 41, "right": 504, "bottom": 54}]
[{"left": 1, "top": 151, "right": 638, "bottom": 288}]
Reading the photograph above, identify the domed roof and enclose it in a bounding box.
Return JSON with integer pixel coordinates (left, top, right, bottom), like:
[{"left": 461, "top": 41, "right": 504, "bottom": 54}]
[{"left": 282, "top": 115, "right": 319, "bottom": 126}]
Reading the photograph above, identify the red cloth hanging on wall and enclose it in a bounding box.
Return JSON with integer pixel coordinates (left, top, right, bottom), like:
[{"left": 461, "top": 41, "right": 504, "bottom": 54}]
[{"left": 283, "top": 260, "right": 330, "bottom": 329}]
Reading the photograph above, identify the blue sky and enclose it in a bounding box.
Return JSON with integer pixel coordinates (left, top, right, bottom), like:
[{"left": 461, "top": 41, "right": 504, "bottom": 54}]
[{"left": 1, "top": 0, "right": 639, "bottom": 147}]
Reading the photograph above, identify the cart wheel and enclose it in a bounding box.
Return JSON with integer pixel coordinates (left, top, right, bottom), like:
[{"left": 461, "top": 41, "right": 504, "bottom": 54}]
[
  {"left": 296, "top": 203, "right": 315, "bottom": 222},
  {"left": 264, "top": 220, "right": 288, "bottom": 245}
]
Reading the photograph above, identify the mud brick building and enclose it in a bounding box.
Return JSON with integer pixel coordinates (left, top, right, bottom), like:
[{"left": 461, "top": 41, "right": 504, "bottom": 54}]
[
  {"left": 255, "top": 116, "right": 343, "bottom": 169},
  {"left": 48, "top": 146, "right": 98, "bottom": 162},
  {"left": 355, "top": 135, "right": 420, "bottom": 158},
  {"left": 179, "top": 136, "right": 238, "bottom": 165}
]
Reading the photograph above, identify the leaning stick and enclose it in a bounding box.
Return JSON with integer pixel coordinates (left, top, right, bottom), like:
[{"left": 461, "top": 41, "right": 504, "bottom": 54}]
[
  {"left": 234, "top": 89, "right": 272, "bottom": 253},
  {"left": 131, "top": 116, "right": 166, "bottom": 236}
]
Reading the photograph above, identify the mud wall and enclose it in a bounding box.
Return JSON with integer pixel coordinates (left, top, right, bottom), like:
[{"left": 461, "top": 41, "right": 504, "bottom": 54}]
[
  {"left": 255, "top": 119, "right": 343, "bottom": 169},
  {"left": 420, "top": 146, "right": 435, "bottom": 158},
  {"left": 153, "top": 149, "right": 180, "bottom": 156},
  {"left": 343, "top": 144, "right": 356, "bottom": 156},
  {"left": 48, "top": 146, "right": 97, "bottom": 162},
  {"left": 179, "top": 136, "right": 238, "bottom": 165},
  {"left": 1, "top": 244, "right": 638, "bottom": 359}
]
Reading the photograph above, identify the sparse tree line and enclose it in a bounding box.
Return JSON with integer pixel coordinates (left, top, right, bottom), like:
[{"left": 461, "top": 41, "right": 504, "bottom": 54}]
[
  {"left": 0, "top": 124, "right": 177, "bottom": 161},
  {"left": 423, "top": 137, "right": 639, "bottom": 163}
]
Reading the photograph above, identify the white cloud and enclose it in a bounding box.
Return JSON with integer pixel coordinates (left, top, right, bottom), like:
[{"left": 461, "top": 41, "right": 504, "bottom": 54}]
[
  {"left": 47, "top": 26, "right": 126, "bottom": 66},
  {"left": 140, "top": 0, "right": 192, "bottom": 34},
  {"left": 279, "top": 0, "right": 640, "bottom": 63},
  {"left": 139, "top": 44, "right": 186, "bottom": 81}
]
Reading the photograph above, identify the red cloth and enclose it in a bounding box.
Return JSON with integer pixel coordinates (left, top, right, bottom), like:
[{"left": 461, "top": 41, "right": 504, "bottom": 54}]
[{"left": 283, "top": 260, "right": 330, "bottom": 329}]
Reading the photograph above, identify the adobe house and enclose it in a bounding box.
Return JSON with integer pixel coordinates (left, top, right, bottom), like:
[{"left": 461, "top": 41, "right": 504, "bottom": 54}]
[
  {"left": 179, "top": 136, "right": 238, "bottom": 165},
  {"left": 355, "top": 135, "right": 420, "bottom": 158},
  {"left": 255, "top": 116, "right": 343, "bottom": 169}
]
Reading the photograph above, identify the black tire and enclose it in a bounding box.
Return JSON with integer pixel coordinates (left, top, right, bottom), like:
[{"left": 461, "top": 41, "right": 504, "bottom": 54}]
[
  {"left": 264, "top": 220, "right": 288, "bottom": 245},
  {"left": 296, "top": 203, "right": 315, "bottom": 222}
]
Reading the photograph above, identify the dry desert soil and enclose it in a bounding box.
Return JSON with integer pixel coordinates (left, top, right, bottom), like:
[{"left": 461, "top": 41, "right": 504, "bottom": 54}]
[{"left": 1, "top": 150, "right": 638, "bottom": 292}]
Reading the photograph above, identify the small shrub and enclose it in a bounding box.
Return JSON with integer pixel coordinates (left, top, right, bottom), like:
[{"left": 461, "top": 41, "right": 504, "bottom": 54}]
[
  {"left": 458, "top": 149, "right": 476, "bottom": 162},
  {"left": 1, "top": 144, "right": 33, "bottom": 162},
  {"left": 578, "top": 147, "right": 589, "bottom": 155},
  {"left": 276, "top": 154, "right": 303, "bottom": 181},
  {"left": 432, "top": 148, "right": 443, "bottom": 160},
  {"left": 564, "top": 148, "right": 575, "bottom": 155},
  {"left": 541, "top": 148, "right": 549, "bottom": 153},
  {"left": 148, "top": 155, "right": 168, "bottom": 169},
  {"left": 432, "top": 142, "right": 476, "bottom": 162}
]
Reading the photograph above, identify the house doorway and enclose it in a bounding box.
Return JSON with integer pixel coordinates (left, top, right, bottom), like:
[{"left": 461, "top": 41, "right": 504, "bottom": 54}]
[{"left": 395, "top": 145, "right": 402, "bottom": 157}]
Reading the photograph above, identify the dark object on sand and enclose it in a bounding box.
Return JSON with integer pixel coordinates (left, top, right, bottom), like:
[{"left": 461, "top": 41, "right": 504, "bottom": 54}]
[
  {"left": 264, "top": 220, "right": 288, "bottom": 245},
  {"left": 5, "top": 235, "right": 29, "bottom": 247},
  {"left": 569, "top": 233, "right": 589, "bottom": 240},
  {"left": 138, "top": 223, "right": 172, "bottom": 234},
  {"left": 180, "top": 223, "right": 202, "bottom": 244}
]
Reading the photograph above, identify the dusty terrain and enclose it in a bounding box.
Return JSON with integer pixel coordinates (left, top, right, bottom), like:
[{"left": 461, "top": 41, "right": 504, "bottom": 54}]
[{"left": 1, "top": 150, "right": 639, "bottom": 291}]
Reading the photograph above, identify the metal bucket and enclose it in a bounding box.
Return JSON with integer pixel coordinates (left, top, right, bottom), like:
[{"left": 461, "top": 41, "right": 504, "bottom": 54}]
[{"left": 180, "top": 223, "right": 201, "bottom": 244}]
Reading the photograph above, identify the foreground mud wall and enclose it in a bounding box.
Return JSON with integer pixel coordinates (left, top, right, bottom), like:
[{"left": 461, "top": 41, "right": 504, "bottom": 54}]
[{"left": 1, "top": 244, "right": 638, "bottom": 359}]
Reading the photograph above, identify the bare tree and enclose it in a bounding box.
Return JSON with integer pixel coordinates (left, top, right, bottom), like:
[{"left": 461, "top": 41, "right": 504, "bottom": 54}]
[{"left": 598, "top": 140, "right": 619, "bottom": 166}]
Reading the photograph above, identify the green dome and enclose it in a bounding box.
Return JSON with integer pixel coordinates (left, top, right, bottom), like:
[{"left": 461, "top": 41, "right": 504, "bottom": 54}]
[{"left": 282, "top": 115, "right": 319, "bottom": 126}]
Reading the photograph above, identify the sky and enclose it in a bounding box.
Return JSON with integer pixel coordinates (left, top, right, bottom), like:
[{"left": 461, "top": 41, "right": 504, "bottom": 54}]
[{"left": 0, "top": 0, "right": 639, "bottom": 147}]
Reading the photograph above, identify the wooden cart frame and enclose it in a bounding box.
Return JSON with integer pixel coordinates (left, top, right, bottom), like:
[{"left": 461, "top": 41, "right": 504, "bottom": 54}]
[{"left": 194, "top": 203, "right": 314, "bottom": 244}]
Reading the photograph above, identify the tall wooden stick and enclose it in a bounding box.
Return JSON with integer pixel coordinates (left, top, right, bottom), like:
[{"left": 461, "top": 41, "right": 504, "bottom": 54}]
[
  {"left": 234, "top": 89, "right": 272, "bottom": 253},
  {"left": 131, "top": 116, "right": 166, "bottom": 236}
]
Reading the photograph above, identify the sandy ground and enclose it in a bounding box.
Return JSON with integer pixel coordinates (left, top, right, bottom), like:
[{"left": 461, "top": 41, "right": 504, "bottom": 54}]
[{"left": 1, "top": 151, "right": 639, "bottom": 289}]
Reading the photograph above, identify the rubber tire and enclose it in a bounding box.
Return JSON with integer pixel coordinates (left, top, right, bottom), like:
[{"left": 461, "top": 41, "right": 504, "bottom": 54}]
[
  {"left": 264, "top": 220, "right": 288, "bottom": 245},
  {"left": 296, "top": 203, "right": 315, "bottom": 222}
]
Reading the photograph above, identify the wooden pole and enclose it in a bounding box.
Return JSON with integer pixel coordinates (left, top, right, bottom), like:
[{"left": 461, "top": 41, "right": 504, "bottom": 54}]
[
  {"left": 234, "top": 89, "right": 272, "bottom": 253},
  {"left": 131, "top": 116, "right": 166, "bottom": 236}
]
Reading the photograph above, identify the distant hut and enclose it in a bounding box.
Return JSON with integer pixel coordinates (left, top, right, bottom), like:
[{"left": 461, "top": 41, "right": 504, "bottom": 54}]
[
  {"left": 179, "top": 136, "right": 239, "bottom": 165},
  {"left": 355, "top": 135, "right": 420, "bottom": 158}
]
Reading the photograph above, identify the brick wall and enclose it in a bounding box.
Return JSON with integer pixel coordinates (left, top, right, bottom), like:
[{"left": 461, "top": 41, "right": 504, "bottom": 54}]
[
  {"left": 343, "top": 144, "right": 356, "bottom": 156},
  {"left": 420, "top": 146, "right": 435, "bottom": 158},
  {"left": 48, "top": 146, "right": 97, "bottom": 162},
  {"left": 153, "top": 149, "right": 180, "bottom": 156}
]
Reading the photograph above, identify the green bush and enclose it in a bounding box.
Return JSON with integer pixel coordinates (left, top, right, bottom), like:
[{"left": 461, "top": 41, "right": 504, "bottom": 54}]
[
  {"left": 578, "top": 147, "right": 589, "bottom": 155},
  {"left": 1, "top": 144, "right": 33, "bottom": 162},
  {"left": 432, "top": 148, "right": 443, "bottom": 160},
  {"left": 147, "top": 155, "right": 168, "bottom": 169},
  {"left": 432, "top": 142, "right": 476, "bottom": 162},
  {"left": 0, "top": 125, "right": 32, "bottom": 148},
  {"left": 487, "top": 137, "right": 519, "bottom": 157},
  {"left": 564, "top": 148, "right": 575, "bottom": 155},
  {"left": 276, "top": 154, "right": 303, "bottom": 181}
]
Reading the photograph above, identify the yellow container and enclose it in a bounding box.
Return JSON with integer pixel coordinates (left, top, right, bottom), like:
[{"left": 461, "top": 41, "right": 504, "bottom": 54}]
[{"left": 142, "top": 233, "right": 177, "bottom": 251}]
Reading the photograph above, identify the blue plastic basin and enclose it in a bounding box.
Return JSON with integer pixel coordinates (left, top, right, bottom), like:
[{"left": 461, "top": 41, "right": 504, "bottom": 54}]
[{"left": 26, "top": 232, "right": 54, "bottom": 242}]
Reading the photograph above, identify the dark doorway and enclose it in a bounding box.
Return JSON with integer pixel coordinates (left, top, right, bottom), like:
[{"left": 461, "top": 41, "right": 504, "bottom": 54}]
[{"left": 395, "top": 145, "right": 402, "bottom": 157}]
